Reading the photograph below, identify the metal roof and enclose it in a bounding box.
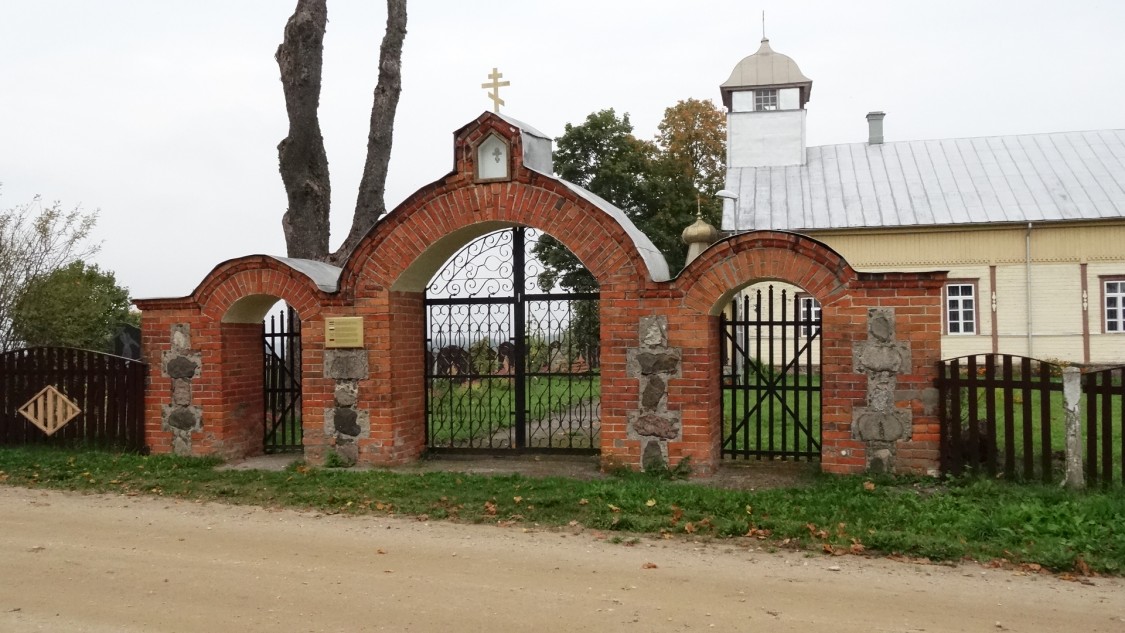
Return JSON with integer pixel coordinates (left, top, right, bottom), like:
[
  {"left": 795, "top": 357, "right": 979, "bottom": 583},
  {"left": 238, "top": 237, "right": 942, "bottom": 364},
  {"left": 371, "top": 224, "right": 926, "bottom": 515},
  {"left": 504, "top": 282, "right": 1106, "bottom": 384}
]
[
  {"left": 268, "top": 256, "right": 341, "bottom": 292},
  {"left": 722, "top": 129, "right": 1125, "bottom": 232},
  {"left": 719, "top": 38, "right": 812, "bottom": 110},
  {"left": 720, "top": 38, "right": 812, "bottom": 89},
  {"left": 555, "top": 179, "right": 672, "bottom": 282}
]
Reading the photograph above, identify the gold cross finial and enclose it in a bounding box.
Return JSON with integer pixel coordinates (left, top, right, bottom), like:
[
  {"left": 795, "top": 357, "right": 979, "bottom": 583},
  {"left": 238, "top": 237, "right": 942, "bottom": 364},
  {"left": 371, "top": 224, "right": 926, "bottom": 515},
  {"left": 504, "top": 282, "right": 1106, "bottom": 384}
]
[{"left": 481, "top": 67, "right": 510, "bottom": 113}]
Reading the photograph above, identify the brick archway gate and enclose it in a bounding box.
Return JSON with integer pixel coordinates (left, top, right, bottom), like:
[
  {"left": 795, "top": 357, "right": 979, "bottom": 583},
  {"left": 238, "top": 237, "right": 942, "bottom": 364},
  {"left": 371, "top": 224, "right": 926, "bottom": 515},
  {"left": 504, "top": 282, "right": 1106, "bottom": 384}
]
[
  {"left": 136, "top": 112, "right": 946, "bottom": 477},
  {"left": 330, "top": 112, "right": 671, "bottom": 467},
  {"left": 670, "top": 231, "right": 946, "bottom": 474},
  {"left": 136, "top": 256, "right": 336, "bottom": 459}
]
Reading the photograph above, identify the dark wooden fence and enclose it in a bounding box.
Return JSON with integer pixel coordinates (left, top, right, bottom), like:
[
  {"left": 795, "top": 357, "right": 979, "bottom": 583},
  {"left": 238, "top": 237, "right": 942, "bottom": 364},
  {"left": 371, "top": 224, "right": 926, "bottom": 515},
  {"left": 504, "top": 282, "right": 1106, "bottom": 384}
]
[
  {"left": 1084, "top": 366, "right": 1125, "bottom": 485},
  {"left": 937, "top": 354, "right": 1124, "bottom": 485},
  {"left": 0, "top": 347, "right": 147, "bottom": 451}
]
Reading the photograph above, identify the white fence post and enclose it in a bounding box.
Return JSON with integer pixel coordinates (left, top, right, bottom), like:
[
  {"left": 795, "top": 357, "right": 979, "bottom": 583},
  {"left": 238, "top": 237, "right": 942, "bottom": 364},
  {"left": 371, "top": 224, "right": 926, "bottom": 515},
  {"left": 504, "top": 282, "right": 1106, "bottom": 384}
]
[{"left": 1062, "top": 366, "right": 1085, "bottom": 490}]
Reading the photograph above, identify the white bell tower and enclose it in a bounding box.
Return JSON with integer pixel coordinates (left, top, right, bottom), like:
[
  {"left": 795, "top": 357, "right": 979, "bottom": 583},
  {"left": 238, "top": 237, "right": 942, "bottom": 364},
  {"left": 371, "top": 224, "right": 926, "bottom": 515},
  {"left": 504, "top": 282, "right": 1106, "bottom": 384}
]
[{"left": 720, "top": 38, "right": 813, "bottom": 168}]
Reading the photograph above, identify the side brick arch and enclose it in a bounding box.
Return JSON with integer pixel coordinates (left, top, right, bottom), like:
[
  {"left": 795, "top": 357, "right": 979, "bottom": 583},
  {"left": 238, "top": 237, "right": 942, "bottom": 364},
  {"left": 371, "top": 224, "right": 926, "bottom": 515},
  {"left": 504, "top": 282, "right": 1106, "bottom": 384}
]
[
  {"left": 678, "top": 231, "right": 857, "bottom": 315},
  {"left": 136, "top": 256, "right": 338, "bottom": 460},
  {"left": 660, "top": 231, "right": 944, "bottom": 474}
]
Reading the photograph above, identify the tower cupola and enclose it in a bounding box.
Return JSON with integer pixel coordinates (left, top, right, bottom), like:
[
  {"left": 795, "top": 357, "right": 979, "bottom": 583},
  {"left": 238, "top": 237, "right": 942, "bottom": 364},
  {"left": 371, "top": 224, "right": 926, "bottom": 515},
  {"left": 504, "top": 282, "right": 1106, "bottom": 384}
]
[{"left": 720, "top": 38, "right": 813, "bottom": 168}]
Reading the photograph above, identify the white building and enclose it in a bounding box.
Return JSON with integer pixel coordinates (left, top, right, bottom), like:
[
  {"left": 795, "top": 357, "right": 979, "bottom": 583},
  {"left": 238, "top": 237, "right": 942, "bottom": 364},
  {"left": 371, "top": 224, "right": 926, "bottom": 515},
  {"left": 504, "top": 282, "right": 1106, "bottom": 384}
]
[{"left": 719, "top": 38, "right": 1125, "bottom": 365}]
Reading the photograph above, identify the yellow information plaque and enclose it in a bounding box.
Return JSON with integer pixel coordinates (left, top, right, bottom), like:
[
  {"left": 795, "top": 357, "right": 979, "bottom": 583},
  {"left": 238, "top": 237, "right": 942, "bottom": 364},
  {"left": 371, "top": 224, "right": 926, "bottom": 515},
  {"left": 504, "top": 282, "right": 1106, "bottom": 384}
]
[{"left": 325, "top": 317, "right": 364, "bottom": 349}]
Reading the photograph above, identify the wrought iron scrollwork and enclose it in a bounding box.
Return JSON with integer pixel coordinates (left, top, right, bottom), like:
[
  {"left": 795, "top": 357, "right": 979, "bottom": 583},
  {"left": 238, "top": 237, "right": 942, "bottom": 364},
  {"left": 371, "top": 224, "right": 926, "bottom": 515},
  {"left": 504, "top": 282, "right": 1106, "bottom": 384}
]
[{"left": 425, "top": 227, "right": 601, "bottom": 452}]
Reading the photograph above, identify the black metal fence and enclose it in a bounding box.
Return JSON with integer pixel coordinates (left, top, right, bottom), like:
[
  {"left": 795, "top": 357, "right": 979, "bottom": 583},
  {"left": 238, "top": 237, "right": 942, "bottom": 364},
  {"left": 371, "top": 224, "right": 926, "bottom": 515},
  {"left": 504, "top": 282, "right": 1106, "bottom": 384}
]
[
  {"left": 263, "top": 306, "right": 302, "bottom": 453},
  {"left": 0, "top": 347, "right": 147, "bottom": 450},
  {"left": 425, "top": 227, "right": 600, "bottom": 453},
  {"left": 937, "top": 354, "right": 1124, "bottom": 485},
  {"left": 719, "top": 286, "right": 822, "bottom": 461}
]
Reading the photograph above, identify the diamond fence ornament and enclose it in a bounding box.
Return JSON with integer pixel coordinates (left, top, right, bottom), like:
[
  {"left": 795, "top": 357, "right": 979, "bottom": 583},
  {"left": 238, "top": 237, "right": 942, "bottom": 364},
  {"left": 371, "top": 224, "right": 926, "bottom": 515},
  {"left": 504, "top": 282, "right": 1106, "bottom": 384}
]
[{"left": 19, "top": 385, "right": 82, "bottom": 436}]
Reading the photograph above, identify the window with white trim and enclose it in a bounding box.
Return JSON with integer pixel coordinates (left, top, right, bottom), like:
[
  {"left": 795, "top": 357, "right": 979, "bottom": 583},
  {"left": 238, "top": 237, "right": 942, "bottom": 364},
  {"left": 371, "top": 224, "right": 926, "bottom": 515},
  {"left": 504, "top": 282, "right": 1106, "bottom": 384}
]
[
  {"left": 754, "top": 89, "right": 778, "bottom": 111},
  {"left": 945, "top": 283, "right": 976, "bottom": 335},
  {"left": 797, "top": 294, "right": 821, "bottom": 336},
  {"left": 1105, "top": 279, "right": 1125, "bottom": 332}
]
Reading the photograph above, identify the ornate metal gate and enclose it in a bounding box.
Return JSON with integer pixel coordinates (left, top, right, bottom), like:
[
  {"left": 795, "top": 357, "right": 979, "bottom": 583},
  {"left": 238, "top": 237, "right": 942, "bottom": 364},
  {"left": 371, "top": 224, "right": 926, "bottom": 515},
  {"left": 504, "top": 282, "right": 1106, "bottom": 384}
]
[
  {"left": 720, "top": 286, "right": 822, "bottom": 460},
  {"left": 425, "top": 227, "right": 600, "bottom": 453},
  {"left": 263, "top": 306, "right": 302, "bottom": 453}
]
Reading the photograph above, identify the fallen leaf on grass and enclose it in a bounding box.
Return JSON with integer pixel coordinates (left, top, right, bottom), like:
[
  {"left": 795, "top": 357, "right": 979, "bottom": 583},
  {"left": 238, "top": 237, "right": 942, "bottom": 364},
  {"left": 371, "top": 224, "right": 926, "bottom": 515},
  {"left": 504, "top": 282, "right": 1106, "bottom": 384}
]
[
  {"left": 513, "top": 496, "right": 523, "bottom": 504},
  {"left": 642, "top": 562, "right": 658, "bottom": 569},
  {"left": 645, "top": 499, "right": 656, "bottom": 507},
  {"left": 669, "top": 505, "right": 684, "bottom": 525},
  {"left": 863, "top": 481, "right": 876, "bottom": 491},
  {"left": 578, "top": 498, "right": 589, "bottom": 506},
  {"left": 608, "top": 504, "right": 621, "bottom": 513},
  {"left": 376, "top": 548, "right": 387, "bottom": 555},
  {"left": 484, "top": 501, "right": 498, "bottom": 516}
]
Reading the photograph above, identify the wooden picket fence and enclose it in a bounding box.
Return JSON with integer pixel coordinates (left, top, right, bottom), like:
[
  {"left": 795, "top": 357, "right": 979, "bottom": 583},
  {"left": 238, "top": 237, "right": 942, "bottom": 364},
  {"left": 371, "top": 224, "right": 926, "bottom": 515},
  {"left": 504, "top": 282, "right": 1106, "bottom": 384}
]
[{"left": 937, "top": 354, "right": 1124, "bottom": 486}]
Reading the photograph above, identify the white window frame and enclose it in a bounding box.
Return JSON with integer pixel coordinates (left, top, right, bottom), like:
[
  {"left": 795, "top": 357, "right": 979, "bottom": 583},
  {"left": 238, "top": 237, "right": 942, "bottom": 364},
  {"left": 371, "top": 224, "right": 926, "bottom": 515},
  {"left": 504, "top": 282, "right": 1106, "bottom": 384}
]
[
  {"left": 754, "top": 89, "right": 778, "bottom": 111},
  {"left": 1103, "top": 278, "right": 1125, "bottom": 333},
  {"left": 944, "top": 281, "right": 978, "bottom": 335},
  {"left": 796, "top": 293, "right": 821, "bottom": 337}
]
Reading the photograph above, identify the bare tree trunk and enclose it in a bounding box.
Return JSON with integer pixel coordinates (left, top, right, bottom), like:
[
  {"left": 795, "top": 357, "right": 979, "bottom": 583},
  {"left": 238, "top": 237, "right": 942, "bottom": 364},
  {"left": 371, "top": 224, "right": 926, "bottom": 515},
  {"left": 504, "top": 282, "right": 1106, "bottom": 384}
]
[
  {"left": 330, "top": 0, "right": 407, "bottom": 265},
  {"left": 277, "top": 0, "right": 332, "bottom": 261}
]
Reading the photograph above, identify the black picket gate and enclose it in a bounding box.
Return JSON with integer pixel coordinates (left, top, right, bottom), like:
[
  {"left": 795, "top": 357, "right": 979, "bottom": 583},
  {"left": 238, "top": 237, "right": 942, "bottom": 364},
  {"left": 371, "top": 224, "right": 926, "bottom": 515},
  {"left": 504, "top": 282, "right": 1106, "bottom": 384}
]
[
  {"left": 263, "top": 306, "right": 302, "bottom": 453},
  {"left": 719, "top": 286, "right": 822, "bottom": 460},
  {"left": 0, "top": 347, "right": 147, "bottom": 451}
]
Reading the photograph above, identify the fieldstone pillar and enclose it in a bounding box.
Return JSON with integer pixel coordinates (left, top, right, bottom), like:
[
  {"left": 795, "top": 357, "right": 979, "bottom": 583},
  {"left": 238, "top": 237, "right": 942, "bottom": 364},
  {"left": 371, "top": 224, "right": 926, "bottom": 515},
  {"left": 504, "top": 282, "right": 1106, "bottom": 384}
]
[
  {"left": 323, "top": 349, "right": 370, "bottom": 465},
  {"left": 626, "top": 316, "right": 682, "bottom": 470},
  {"left": 851, "top": 308, "right": 912, "bottom": 472},
  {"left": 161, "top": 324, "right": 202, "bottom": 456}
]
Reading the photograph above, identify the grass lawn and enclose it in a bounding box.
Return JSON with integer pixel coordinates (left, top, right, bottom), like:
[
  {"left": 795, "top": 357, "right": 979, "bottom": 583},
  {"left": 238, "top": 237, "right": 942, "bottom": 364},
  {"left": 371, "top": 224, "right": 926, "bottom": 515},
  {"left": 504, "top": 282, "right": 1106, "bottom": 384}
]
[
  {"left": 427, "top": 375, "right": 599, "bottom": 445},
  {"left": 1, "top": 446, "right": 1123, "bottom": 575},
  {"left": 722, "top": 375, "right": 821, "bottom": 456}
]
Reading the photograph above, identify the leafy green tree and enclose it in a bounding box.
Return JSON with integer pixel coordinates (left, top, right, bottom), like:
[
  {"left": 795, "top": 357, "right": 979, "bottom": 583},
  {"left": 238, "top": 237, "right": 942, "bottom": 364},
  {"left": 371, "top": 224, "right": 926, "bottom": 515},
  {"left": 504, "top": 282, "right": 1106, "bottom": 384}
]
[
  {"left": 646, "top": 98, "right": 726, "bottom": 271},
  {"left": 656, "top": 98, "right": 727, "bottom": 197},
  {"left": 532, "top": 101, "right": 725, "bottom": 370},
  {"left": 11, "top": 261, "right": 136, "bottom": 351},
  {"left": 0, "top": 192, "right": 99, "bottom": 351},
  {"left": 535, "top": 99, "right": 726, "bottom": 290},
  {"left": 535, "top": 109, "right": 654, "bottom": 294}
]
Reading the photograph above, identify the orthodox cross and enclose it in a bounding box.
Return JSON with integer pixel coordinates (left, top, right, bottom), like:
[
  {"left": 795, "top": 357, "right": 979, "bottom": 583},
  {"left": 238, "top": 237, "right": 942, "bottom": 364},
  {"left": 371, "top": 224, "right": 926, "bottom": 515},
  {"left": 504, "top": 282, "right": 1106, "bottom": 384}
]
[{"left": 481, "top": 67, "right": 510, "bottom": 113}]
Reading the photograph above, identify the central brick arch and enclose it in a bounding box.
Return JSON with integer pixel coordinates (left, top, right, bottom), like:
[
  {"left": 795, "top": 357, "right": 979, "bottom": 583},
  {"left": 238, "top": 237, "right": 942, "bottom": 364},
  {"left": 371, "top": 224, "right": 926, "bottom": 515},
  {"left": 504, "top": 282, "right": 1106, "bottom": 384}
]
[{"left": 329, "top": 112, "right": 671, "bottom": 466}]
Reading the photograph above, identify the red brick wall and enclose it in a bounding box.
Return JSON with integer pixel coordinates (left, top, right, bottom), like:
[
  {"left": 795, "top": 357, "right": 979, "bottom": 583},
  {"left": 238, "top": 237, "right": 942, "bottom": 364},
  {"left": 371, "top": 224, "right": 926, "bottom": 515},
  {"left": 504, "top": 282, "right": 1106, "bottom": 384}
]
[
  {"left": 215, "top": 323, "right": 264, "bottom": 459},
  {"left": 136, "top": 256, "right": 332, "bottom": 460},
  {"left": 134, "top": 113, "right": 945, "bottom": 477},
  {"left": 672, "top": 232, "right": 944, "bottom": 475}
]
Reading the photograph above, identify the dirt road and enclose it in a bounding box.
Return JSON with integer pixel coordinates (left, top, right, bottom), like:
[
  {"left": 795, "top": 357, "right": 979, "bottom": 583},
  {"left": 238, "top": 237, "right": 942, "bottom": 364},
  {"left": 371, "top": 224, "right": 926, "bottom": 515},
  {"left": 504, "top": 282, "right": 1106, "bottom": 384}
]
[{"left": 1, "top": 486, "right": 1121, "bottom": 632}]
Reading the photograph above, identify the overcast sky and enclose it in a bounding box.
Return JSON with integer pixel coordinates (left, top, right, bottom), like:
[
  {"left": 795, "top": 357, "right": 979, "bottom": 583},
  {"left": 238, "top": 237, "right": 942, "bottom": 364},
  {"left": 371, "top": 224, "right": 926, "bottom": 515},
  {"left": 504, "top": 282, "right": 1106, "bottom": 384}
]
[{"left": 2, "top": 1, "right": 1123, "bottom": 300}]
